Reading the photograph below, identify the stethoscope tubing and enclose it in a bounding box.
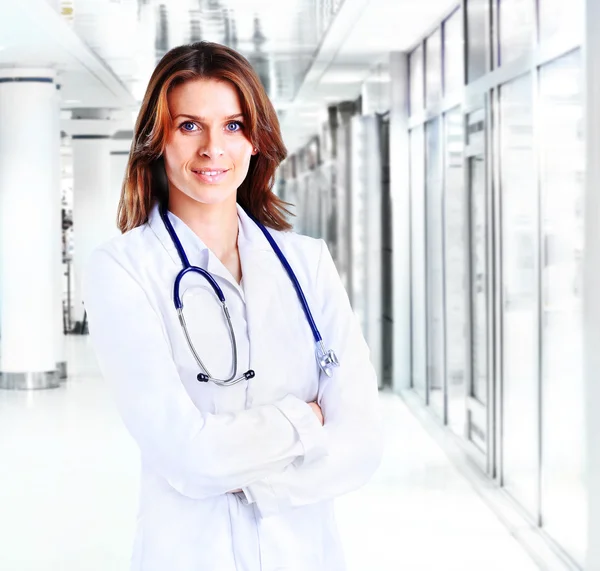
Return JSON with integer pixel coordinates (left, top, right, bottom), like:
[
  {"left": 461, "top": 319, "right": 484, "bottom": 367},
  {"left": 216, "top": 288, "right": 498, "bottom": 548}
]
[
  {"left": 160, "top": 204, "right": 226, "bottom": 307},
  {"left": 161, "top": 204, "right": 323, "bottom": 343},
  {"left": 174, "top": 266, "right": 224, "bottom": 308},
  {"left": 159, "top": 203, "right": 337, "bottom": 384},
  {"left": 247, "top": 213, "right": 323, "bottom": 344}
]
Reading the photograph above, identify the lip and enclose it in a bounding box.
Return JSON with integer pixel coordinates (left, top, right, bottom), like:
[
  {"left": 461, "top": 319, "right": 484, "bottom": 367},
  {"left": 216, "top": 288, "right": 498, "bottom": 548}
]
[{"left": 191, "top": 168, "right": 230, "bottom": 184}]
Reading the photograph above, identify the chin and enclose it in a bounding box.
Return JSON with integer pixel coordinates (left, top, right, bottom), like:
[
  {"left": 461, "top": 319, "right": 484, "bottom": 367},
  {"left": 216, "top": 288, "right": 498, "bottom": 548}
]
[{"left": 186, "top": 186, "right": 237, "bottom": 207}]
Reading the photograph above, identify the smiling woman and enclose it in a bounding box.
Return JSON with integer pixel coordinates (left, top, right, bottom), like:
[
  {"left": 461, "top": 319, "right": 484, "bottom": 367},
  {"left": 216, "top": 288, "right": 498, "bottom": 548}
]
[
  {"left": 83, "top": 41, "right": 382, "bottom": 571},
  {"left": 118, "top": 41, "right": 290, "bottom": 233},
  {"left": 163, "top": 79, "right": 257, "bottom": 214}
]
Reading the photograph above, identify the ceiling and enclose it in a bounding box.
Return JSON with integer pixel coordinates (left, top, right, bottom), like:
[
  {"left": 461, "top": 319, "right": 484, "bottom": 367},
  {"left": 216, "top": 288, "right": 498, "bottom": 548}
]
[{"left": 0, "top": 0, "right": 457, "bottom": 152}]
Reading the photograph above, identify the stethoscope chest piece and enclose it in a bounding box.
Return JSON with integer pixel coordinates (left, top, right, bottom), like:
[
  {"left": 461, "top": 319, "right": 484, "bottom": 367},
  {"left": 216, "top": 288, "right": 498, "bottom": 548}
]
[{"left": 316, "top": 341, "right": 339, "bottom": 378}]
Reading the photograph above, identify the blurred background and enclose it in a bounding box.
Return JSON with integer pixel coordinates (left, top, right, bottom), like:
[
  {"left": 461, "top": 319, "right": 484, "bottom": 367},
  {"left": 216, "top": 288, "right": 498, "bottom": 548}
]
[{"left": 0, "top": 0, "right": 598, "bottom": 569}]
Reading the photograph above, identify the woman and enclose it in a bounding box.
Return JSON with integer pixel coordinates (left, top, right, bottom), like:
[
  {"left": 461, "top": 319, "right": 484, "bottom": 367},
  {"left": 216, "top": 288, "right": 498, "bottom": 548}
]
[{"left": 84, "top": 41, "right": 382, "bottom": 571}]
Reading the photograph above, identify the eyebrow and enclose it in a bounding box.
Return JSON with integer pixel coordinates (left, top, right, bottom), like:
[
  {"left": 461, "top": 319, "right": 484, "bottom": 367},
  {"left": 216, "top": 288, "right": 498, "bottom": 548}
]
[{"left": 173, "top": 113, "right": 244, "bottom": 122}]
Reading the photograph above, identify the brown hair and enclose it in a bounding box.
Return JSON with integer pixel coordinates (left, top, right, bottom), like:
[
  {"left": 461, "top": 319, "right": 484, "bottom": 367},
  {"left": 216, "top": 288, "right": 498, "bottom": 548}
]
[{"left": 117, "top": 41, "right": 291, "bottom": 233}]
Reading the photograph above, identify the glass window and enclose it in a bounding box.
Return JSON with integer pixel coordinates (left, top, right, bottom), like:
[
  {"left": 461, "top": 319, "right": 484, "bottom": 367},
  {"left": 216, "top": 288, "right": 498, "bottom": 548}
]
[
  {"left": 539, "top": 0, "right": 584, "bottom": 43},
  {"left": 539, "top": 50, "right": 586, "bottom": 565},
  {"left": 467, "top": 108, "right": 485, "bottom": 148},
  {"left": 465, "top": 105, "right": 488, "bottom": 453},
  {"left": 469, "top": 153, "right": 488, "bottom": 407},
  {"left": 426, "top": 29, "right": 442, "bottom": 108},
  {"left": 500, "top": 73, "right": 539, "bottom": 518},
  {"left": 410, "top": 45, "right": 424, "bottom": 115},
  {"left": 410, "top": 126, "right": 426, "bottom": 399},
  {"left": 444, "top": 108, "right": 467, "bottom": 436},
  {"left": 499, "top": 0, "right": 535, "bottom": 66},
  {"left": 426, "top": 118, "right": 444, "bottom": 416},
  {"left": 444, "top": 10, "right": 464, "bottom": 94},
  {"left": 466, "top": 0, "right": 490, "bottom": 83}
]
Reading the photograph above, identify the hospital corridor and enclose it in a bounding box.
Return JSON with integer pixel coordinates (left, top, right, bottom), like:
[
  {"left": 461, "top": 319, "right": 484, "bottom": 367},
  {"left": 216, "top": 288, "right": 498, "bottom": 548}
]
[
  {"left": 1, "top": 338, "right": 540, "bottom": 571},
  {"left": 0, "top": 0, "right": 598, "bottom": 569}
]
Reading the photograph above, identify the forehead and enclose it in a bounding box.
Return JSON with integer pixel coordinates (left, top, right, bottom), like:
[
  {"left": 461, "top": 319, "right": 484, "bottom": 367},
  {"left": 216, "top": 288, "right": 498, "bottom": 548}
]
[{"left": 167, "top": 78, "right": 243, "bottom": 117}]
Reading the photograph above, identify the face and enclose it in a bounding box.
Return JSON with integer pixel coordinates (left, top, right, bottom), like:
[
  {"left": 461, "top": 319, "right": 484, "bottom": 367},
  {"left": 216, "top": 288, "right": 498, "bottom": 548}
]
[{"left": 162, "top": 78, "right": 256, "bottom": 210}]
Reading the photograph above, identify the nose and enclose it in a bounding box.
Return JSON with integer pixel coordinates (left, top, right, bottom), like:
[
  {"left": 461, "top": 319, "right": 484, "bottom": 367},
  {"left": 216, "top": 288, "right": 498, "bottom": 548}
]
[{"left": 198, "top": 129, "right": 224, "bottom": 158}]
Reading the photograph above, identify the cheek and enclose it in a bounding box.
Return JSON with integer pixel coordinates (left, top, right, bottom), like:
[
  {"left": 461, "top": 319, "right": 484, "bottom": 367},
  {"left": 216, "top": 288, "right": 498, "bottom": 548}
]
[
  {"left": 163, "top": 140, "right": 178, "bottom": 168},
  {"left": 164, "top": 139, "right": 191, "bottom": 173},
  {"left": 231, "top": 140, "right": 254, "bottom": 167}
]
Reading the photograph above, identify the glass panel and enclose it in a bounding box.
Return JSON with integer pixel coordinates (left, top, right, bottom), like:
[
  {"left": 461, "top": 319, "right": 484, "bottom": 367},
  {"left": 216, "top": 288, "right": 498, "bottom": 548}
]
[
  {"left": 470, "top": 155, "right": 488, "bottom": 406},
  {"left": 500, "top": 73, "right": 538, "bottom": 517},
  {"left": 539, "top": 0, "right": 584, "bottom": 43},
  {"left": 499, "top": 0, "right": 535, "bottom": 66},
  {"left": 426, "top": 29, "right": 442, "bottom": 109},
  {"left": 466, "top": 0, "right": 489, "bottom": 83},
  {"left": 444, "top": 108, "right": 468, "bottom": 436},
  {"left": 444, "top": 10, "right": 464, "bottom": 94},
  {"left": 539, "top": 50, "right": 586, "bottom": 564},
  {"left": 467, "top": 109, "right": 485, "bottom": 148},
  {"left": 410, "top": 127, "right": 427, "bottom": 399},
  {"left": 380, "top": 116, "right": 394, "bottom": 386},
  {"left": 410, "top": 45, "right": 424, "bottom": 116},
  {"left": 426, "top": 119, "right": 444, "bottom": 416}
]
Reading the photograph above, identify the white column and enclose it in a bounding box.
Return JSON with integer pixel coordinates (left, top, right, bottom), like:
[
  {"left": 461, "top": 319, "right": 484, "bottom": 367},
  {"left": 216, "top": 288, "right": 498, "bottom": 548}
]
[
  {"left": 71, "top": 134, "right": 113, "bottom": 325},
  {"left": 584, "top": 0, "right": 600, "bottom": 566},
  {"left": 389, "top": 52, "right": 411, "bottom": 392},
  {"left": 52, "top": 93, "right": 66, "bottom": 380},
  {"left": 0, "top": 69, "right": 61, "bottom": 389},
  {"left": 63, "top": 110, "right": 128, "bottom": 329}
]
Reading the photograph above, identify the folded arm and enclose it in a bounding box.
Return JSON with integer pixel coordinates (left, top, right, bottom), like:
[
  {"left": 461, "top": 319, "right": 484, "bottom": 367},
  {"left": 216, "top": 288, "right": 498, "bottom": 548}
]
[
  {"left": 242, "top": 240, "right": 383, "bottom": 517},
  {"left": 83, "top": 247, "right": 327, "bottom": 500}
]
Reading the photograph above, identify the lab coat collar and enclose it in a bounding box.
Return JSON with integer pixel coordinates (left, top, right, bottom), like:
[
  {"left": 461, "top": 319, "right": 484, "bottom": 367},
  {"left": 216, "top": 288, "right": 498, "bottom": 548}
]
[
  {"left": 147, "top": 201, "right": 275, "bottom": 256},
  {"left": 235, "top": 203, "right": 275, "bottom": 254},
  {"left": 147, "top": 201, "right": 210, "bottom": 269},
  {"left": 146, "top": 201, "right": 281, "bottom": 292}
]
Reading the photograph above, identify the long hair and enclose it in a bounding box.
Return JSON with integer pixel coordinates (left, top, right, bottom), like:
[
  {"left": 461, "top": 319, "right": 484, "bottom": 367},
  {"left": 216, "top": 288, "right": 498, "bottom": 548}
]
[{"left": 117, "top": 41, "right": 291, "bottom": 233}]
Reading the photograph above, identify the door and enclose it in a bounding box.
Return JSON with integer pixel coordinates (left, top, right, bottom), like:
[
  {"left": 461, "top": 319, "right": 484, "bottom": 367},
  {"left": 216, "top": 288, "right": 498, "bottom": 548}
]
[{"left": 465, "top": 107, "right": 493, "bottom": 472}]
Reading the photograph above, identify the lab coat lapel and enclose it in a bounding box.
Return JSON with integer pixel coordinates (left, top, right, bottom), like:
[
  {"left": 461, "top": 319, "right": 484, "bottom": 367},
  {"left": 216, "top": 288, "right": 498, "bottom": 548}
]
[
  {"left": 148, "top": 202, "right": 242, "bottom": 291},
  {"left": 240, "top": 248, "right": 281, "bottom": 337},
  {"left": 147, "top": 202, "right": 210, "bottom": 270}
]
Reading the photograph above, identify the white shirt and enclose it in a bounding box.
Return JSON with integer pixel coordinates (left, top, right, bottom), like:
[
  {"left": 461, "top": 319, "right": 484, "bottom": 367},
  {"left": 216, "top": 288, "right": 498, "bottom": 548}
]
[{"left": 83, "top": 202, "right": 383, "bottom": 571}]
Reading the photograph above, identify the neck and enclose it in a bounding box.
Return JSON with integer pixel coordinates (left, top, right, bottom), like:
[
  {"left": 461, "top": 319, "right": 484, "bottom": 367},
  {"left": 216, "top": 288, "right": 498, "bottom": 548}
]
[{"left": 168, "top": 191, "right": 239, "bottom": 260}]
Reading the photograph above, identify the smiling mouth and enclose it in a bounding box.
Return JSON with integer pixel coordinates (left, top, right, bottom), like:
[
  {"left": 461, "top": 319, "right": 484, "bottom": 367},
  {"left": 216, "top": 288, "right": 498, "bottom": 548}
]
[{"left": 192, "top": 168, "right": 229, "bottom": 177}]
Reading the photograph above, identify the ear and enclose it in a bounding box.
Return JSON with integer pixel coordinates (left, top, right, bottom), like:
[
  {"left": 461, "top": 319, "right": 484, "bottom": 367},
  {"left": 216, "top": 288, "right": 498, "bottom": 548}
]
[{"left": 251, "top": 146, "right": 258, "bottom": 156}]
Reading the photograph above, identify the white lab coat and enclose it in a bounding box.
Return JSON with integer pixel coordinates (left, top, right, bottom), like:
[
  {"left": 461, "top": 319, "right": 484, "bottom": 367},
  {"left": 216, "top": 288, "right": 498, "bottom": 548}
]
[{"left": 83, "top": 202, "right": 383, "bottom": 571}]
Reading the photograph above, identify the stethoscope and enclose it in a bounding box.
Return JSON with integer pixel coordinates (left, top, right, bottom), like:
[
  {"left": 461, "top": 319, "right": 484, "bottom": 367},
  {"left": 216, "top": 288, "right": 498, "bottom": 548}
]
[{"left": 159, "top": 204, "right": 340, "bottom": 386}]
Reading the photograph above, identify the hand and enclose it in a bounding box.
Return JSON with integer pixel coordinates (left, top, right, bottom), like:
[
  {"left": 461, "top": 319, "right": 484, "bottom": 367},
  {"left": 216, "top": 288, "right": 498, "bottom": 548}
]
[{"left": 308, "top": 401, "right": 324, "bottom": 426}]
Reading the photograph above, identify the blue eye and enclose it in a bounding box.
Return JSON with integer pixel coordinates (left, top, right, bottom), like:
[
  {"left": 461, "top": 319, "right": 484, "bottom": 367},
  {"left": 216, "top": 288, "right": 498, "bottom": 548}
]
[
  {"left": 226, "top": 121, "right": 243, "bottom": 132},
  {"left": 180, "top": 121, "right": 198, "bottom": 132}
]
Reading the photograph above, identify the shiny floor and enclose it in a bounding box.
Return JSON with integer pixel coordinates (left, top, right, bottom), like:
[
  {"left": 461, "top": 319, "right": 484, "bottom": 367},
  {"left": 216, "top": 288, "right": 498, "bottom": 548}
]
[{"left": 0, "top": 337, "right": 540, "bottom": 571}]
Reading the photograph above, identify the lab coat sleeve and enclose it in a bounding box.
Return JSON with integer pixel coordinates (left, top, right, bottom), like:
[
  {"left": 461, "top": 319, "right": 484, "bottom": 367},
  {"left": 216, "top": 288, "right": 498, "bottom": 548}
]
[
  {"left": 83, "top": 246, "right": 327, "bottom": 500},
  {"left": 242, "top": 240, "right": 383, "bottom": 517}
]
